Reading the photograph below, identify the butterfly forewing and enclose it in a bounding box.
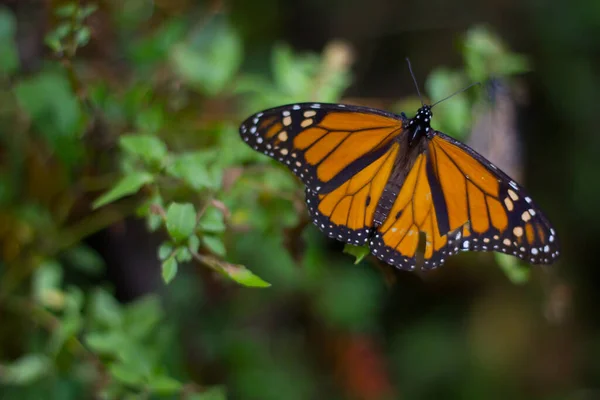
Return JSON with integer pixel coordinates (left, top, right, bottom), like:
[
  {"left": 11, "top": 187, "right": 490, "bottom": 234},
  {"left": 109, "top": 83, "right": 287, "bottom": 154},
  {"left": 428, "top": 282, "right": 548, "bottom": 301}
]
[
  {"left": 239, "top": 103, "right": 403, "bottom": 193},
  {"left": 305, "top": 142, "right": 401, "bottom": 245}
]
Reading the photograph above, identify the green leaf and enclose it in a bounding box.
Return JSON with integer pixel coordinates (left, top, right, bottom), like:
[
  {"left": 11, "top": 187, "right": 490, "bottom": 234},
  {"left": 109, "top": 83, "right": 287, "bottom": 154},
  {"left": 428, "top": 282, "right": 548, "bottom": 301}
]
[
  {"left": 75, "top": 26, "right": 91, "bottom": 47},
  {"left": 147, "top": 213, "right": 163, "bottom": 232},
  {"left": 119, "top": 134, "right": 168, "bottom": 165},
  {"left": 89, "top": 289, "right": 123, "bottom": 328},
  {"left": 175, "top": 247, "right": 192, "bottom": 262},
  {"left": 425, "top": 68, "right": 470, "bottom": 139},
  {"left": 63, "top": 245, "right": 105, "bottom": 276},
  {"left": 496, "top": 253, "right": 530, "bottom": 284},
  {"left": 14, "top": 70, "right": 84, "bottom": 165},
  {"left": 123, "top": 295, "right": 163, "bottom": 339},
  {"left": 109, "top": 361, "right": 145, "bottom": 386},
  {"left": 165, "top": 202, "right": 196, "bottom": 242},
  {"left": 202, "top": 235, "right": 226, "bottom": 256},
  {"left": 85, "top": 331, "right": 127, "bottom": 355},
  {"left": 33, "top": 260, "right": 64, "bottom": 309},
  {"left": 78, "top": 4, "right": 98, "bottom": 19},
  {"left": 47, "top": 287, "right": 84, "bottom": 354},
  {"left": 0, "top": 7, "right": 19, "bottom": 74},
  {"left": 147, "top": 375, "right": 183, "bottom": 395},
  {"left": 343, "top": 244, "right": 370, "bottom": 264},
  {"left": 198, "top": 207, "right": 226, "bottom": 233},
  {"left": 463, "top": 26, "right": 531, "bottom": 81},
  {"left": 170, "top": 20, "right": 242, "bottom": 95},
  {"left": 221, "top": 263, "right": 271, "bottom": 288},
  {"left": 0, "top": 354, "right": 52, "bottom": 385},
  {"left": 158, "top": 242, "right": 174, "bottom": 260},
  {"left": 162, "top": 257, "right": 178, "bottom": 284},
  {"left": 273, "top": 44, "right": 315, "bottom": 96},
  {"left": 92, "top": 171, "right": 154, "bottom": 209},
  {"left": 189, "top": 235, "right": 200, "bottom": 253},
  {"left": 166, "top": 152, "right": 212, "bottom": 190}
]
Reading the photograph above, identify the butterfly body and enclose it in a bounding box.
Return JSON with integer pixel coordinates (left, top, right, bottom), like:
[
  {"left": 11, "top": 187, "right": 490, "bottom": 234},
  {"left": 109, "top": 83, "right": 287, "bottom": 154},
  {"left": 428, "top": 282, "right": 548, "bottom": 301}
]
[{"left": 240, "top": 102, "right": 559, "bottom": 271}]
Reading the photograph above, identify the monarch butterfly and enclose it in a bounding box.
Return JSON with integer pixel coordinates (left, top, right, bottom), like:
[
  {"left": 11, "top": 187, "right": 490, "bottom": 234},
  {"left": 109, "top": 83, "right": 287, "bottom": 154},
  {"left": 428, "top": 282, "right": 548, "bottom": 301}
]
[{"left": 238, "top": 72, "right": 559, "bottom": 271}]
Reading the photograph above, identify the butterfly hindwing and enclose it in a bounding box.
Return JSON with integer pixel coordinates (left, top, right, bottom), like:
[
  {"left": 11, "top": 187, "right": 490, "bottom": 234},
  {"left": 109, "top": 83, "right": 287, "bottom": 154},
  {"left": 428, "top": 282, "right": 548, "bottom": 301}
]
[
  {"left": 368, "top": 154, "right": 464, "bottom": 271},
  {"left": 305, "top": 143, "right": 401, "bottom": 245},
  {"left": 368, "top": 132, "right": 559, "bottom": 270},
  {"left": 429, "top": 132, "right": 560, "bottom": 264}
]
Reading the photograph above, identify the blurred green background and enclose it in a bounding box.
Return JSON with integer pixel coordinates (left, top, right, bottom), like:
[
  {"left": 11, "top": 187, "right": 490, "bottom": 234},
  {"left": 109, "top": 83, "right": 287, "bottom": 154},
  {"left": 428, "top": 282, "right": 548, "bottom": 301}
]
[{"left": 0, "top": 0, "right": 596, "bottom": 399}]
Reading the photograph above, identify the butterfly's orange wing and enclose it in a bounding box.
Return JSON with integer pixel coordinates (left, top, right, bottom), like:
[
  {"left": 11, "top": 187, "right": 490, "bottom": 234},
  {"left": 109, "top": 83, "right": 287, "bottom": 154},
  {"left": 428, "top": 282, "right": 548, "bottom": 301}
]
[
  {"left": 369, "top": 131, "right": 560, "bottom": 270},
  {"left": 240, "top": 103, "right": 405, "bottom": 245}
]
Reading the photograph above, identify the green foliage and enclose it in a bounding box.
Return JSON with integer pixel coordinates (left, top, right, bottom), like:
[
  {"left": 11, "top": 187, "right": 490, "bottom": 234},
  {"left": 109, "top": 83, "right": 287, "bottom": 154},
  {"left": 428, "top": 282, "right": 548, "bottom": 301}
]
[
  {"left": 14, "top": 70, "right": 85, "bottom": 165},
  {"left": 236, "top": 42, "right": 352, "bottom": 112},
  {"left": 92, "top": 172, "right": 154, "bottom": 209},
  {"left": 496, "top": 253, "right": 531, "bottom": 284},
  {"left": 171, "top": 18, "right": 243, "bottom": 95},
  {"left": 0, "top": 7, "right": 19, "bottom": 74},
  {"left": 343, "top": 244, "right": 370, "bottom": 264},
  {"left": 0, "top": 1, "right": 549, "bottom": 398},
  {"left": 405, "top": 25, "right": 531, "bottom": 141},
  {"left": 45, "top": 2, "right": 97, "bottom": 55},
  {"left": 0, "top": 354, "right": 53, "bottom": 385}
]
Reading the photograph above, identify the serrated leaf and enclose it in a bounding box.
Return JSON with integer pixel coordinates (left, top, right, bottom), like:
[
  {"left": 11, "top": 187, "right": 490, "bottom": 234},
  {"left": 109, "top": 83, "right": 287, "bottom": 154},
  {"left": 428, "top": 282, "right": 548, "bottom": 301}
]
[
  {"left": 119, "top": 134, "right": 168, "bottom": 165},
  {"left": 92, "top": 172, "right": 154, "bottom": 209},
  {"left": 162, "top": 257, "right": 178, "bottom": 284},
  {"left": 147, "top": 375, "right": 183, "bottom": 395},
  {"left": 198, "top": 207, "right": 225, "bottom": 233},
  {"left": 0, "top": 354, "right": 52, "bottom": 385},
  {"left": 221, "top": 263, "right": 270, "bottom": 288},
  {"left": 202, "top": 235, "right": 226, "bottom": 256},
  {"left": 165, "top": 202, "right": 196, "bottom": 242},
  {"left": 343, "top": 244, "right": 370, "bottom": 264}
]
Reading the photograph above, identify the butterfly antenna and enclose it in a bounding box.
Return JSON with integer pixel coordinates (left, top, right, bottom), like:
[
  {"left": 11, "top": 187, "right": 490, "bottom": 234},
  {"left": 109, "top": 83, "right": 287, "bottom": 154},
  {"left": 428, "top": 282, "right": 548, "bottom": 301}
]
[
  {"left": 431, "top": 82, "right": 481, "bottom": 108},
  {"left": 405, "top": 58, "right": 424, "bottom": 106}
]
